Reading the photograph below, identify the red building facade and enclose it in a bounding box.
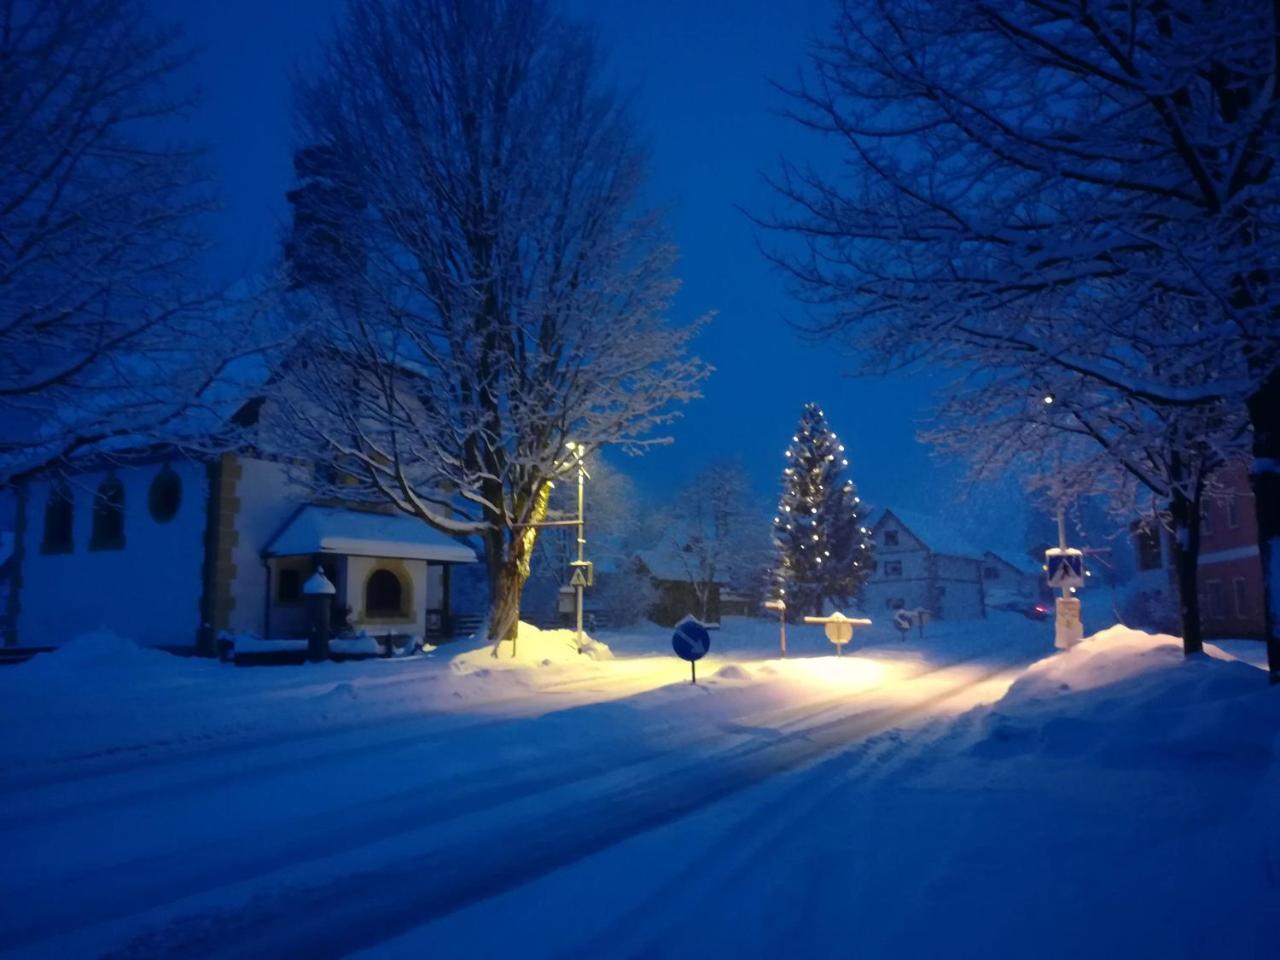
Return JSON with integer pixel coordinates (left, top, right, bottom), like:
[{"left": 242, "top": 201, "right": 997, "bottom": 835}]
[{"left": 1197, "top": 463, "right": 1265, "bottom": 639}]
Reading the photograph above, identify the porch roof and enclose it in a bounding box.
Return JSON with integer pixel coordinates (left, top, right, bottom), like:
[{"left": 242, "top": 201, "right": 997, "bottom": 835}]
[{"left": 263, "top": 505, "right": 477, "bottom": 563}]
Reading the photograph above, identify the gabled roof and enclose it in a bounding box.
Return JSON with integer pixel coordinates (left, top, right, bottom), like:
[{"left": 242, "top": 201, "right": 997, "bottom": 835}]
[
  {"left": 263, "top": 504, "right": 477, "bottom": 563},
  {"left": 869, "top": 508, "right": 975, "bottom": 558},
  {"left": 869, "top": 507, "right": 1038, "bottom": 574},
  {"left": 634, "top": 544, "right": 731, "bottom": 585},
  {"left": 981, "top": 548, "right": 1042, "bottom": 576}
]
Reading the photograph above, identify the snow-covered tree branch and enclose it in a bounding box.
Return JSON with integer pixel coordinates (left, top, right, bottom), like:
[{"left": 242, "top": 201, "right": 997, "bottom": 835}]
[
  {"left": 277, "top": 0, "right": 709, "bottom": 650},
  {"left": 927, "top": 354, "right": 1249, "bottom": 653},
  {"left": 0, "top": 0, "right": 259, "bottom": 483},
  {"left": 659, "top": 459, "right": 770, "bottom": 623},
  {"left": 761, "top": 0, "right": 1280, "bottom": 679}
]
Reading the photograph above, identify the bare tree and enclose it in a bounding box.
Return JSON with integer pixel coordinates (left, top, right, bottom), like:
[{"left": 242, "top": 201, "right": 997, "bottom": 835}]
[
  {"left": 281, "top": 0, "right": 708, "bottom": 652},
  {"left": 928, "top": 361, "right": 1248, "bottom": 654},
  {"left": 659, "top": 460, "right": 769, "bottom": 622},
  {"left": 762, "top": 0, "right": 1280, "bottom": 679},
  {"left": 0, "top": 0, "right": 253, "bottom": 482}
]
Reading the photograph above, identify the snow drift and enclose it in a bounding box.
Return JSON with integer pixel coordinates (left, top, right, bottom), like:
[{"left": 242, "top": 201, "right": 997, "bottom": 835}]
[{"left": 971, "top": 625, "right": 1279, "bottom": 773}]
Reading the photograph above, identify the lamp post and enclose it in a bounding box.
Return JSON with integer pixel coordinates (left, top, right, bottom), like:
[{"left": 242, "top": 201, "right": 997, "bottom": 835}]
[
  {"left": 565, "top": 442, "right": 591, "bottom": 653},
  {"left": 510, "top": 443, "right": 591, "bottom": 654}
]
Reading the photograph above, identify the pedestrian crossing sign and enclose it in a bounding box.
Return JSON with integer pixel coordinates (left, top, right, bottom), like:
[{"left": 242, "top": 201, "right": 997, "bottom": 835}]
[{"left": 1046, "top": 548, "right": 1085, "bottom": 588}]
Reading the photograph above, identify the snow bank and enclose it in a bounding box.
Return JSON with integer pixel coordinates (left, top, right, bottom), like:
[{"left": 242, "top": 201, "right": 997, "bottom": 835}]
[
  {"left": 450, "top": 621, "right": 612, "bottom": 674},
  {"left": 971, "top": 625, "right": 1280, "bottom": 771},
  {"left": 14, "top": 629, "right": 186, "bottom": 682}
]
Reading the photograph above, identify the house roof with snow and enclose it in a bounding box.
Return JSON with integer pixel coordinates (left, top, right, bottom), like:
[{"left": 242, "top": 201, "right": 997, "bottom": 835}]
[
  {"left": 262, "top": 504, "right": 477, "bottom": 563},
  {"left": 868, "top": 507, "right": 1039, "bottom": 575},
  {"left": 634, "top": 544, "right": 731, "bottom": 584}
]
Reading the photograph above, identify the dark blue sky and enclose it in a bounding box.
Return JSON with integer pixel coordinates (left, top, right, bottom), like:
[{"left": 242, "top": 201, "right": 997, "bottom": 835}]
[{"left": 158, "top": 0, "right": 1006, "bottom": 525}]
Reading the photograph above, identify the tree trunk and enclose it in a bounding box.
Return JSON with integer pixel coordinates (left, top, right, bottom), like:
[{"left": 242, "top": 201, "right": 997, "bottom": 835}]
[
  {"left": 1168, "top": 483, "right": 1205, "bottom": 657},
  {"left": 1246, "top": 367, "right": 1280, "bottom": 683},
  {"left": 487, "top": 557, "right": 527, "bottom": 655},
  {"left": 486, "top": 482, "right": 551, "bottom": 658}
]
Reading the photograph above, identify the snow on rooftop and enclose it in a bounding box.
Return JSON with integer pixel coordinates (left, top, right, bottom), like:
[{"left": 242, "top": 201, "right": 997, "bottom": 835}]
[
  {"left": 870, "top": 507, "right": 1039, "bottom": 572},
  {"left": 263, "top": 504, "right": 477, "bottom": 563},
  {"left": 634, "top": 543, "right": 730, "bottom": 584}
]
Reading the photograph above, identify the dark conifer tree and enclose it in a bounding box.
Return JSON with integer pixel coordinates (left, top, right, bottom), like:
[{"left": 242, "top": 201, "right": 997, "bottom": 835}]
[{"left": 769, "top": 403, "right": 875, "bottom": 617}]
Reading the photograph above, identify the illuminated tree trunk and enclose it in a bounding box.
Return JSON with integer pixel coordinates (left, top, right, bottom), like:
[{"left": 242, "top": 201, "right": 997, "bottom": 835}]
[
  {"left": 487, "top": 481, "right": 551, "bottom": 656},
  {"left": 486, "top": 552, "right": 529, "bottom": 649}
]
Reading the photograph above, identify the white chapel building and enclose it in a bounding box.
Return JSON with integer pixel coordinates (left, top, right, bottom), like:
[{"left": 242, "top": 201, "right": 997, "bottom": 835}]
[{"left": 5, "top": 447, "right": 477, "bottom": 654}]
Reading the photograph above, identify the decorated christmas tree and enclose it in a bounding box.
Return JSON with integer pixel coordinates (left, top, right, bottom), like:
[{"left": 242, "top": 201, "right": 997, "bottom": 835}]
[{"left": 769, "top": 403, "right": 875, "bottom": 617}]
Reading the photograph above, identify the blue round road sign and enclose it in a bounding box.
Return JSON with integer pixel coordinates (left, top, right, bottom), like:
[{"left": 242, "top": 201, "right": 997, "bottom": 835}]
[{"left": 672, "top": 617, "right": 711, "bottom": 662}]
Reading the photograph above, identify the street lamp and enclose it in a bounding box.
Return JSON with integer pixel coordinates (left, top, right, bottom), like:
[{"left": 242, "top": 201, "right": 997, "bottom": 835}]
[{"left": 564, "top": 442, "right": 591, "bottom": 652}]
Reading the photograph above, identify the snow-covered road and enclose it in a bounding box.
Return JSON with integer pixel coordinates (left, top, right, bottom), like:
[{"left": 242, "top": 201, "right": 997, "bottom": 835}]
[
  {"left": 0, "top": 631, "right": 1021, "bottom": 958},
  {"left": 5, "top": 616, "right": 1275, "bottom": 959}
]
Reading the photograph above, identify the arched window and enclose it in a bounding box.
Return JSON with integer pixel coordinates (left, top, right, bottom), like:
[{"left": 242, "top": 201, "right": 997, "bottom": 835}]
[
  {"left": 41, "top": 483, "right": 73, "bottom": 554},
  {"left": 148, "top": 467, "right": 182, "bottom": 523},
  {"left": 90, "top": 477, "right": 126, "bottom": 550},
  {"left": 365, "top": 568, "right": 403, "bottom": 617}
]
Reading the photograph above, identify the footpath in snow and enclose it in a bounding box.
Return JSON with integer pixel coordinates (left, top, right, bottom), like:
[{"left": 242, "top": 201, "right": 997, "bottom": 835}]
[{"left": 0, "top": 615, "right": 1276, "bottom": 958}]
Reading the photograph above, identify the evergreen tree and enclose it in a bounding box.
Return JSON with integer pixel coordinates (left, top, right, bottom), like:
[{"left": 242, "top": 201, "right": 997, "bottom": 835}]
[{"left": 769, "top": 403, "right": 875, "bottom": 617}]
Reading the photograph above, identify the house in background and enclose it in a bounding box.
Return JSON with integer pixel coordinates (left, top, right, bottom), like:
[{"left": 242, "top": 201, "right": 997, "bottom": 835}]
[
  {"left": 1125, "top": 463, "right": 1265, "bottom": 639},
  {"left": 634, "top": 544, "right": 729, "bottom": 627},
  {"left": 1196, "top": 463, "right": 1265, "bottom": 638},
  {"left": 862, "top": 509, "right": 1042, "bottom": 620},
  {"left": 1127, "top": 515, "right": 1178, "bottom": 632}
]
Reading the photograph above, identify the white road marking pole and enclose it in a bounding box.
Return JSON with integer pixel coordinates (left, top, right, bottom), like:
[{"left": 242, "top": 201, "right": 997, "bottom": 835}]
[{"left": 764, "top": 599, "right": 787, "bottom": 656}]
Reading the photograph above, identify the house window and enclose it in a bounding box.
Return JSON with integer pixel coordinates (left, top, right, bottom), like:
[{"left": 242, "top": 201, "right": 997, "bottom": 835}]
[
  {"left": 1226, "top": 497, "right": 1240, "bottom": 529},
  {"left": 90, "top": 477, "right": 125, "bottom": 550},
  {"left": 1134, "top": 525, "right": 1162, "bottom": 571},
  {"left": 41, "top": 483, "right": 74, "bottom": 554},
  {"left": 1204, "top": 579, "right": 1224, "bottom": 619},
  {"left": 884, "top": 559, "right": 903, "bottom": 577},
  {"left": 365, "top": 568, "right": 404, "bottom": 617},
  {"left": 884, "top": 530, "right": 899, "bottom": 547},
  {"left": 1233, "top": 578, "right": 1248, "bottom": 617},
  {"left": 278, "top": 568, "right": 302, "bottom": 603},
  {"left": 984, "top": 566, "right": 999, "bottom": 580},
  {"left": 148, "top": 467, "right": 182, "bottom": 523}
]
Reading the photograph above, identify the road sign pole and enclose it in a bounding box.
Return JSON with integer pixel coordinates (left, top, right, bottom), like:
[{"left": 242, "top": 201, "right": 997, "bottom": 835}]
[
  {"left": 1050, "top": 507, "right": 1085, "bottom": 650},
  {"left": 804, "top": 612, "right": 871, "bottom": 655},
  {"left": 575, "top": 456, "right": 585, "bottom": 652},
  {"left": 1057, "top": 506, "right": 1069, "bottom": 603},
  {"left": 672, "top": 616, "right": 710, "bottom": 684}
]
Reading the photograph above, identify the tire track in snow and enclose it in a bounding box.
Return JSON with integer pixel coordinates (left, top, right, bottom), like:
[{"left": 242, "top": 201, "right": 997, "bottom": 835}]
[
  {"left": 96, "top": 661, "right": 1018, "bottom": 960},
  {"left": 0, "top": 656, "right": 966, "bottom": 952},
  {"left": 0, "top": 663, "right": 680, "bottom": 821},
  {"left": 562, "top": 719, "right": 966, "bottom": 959}
]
